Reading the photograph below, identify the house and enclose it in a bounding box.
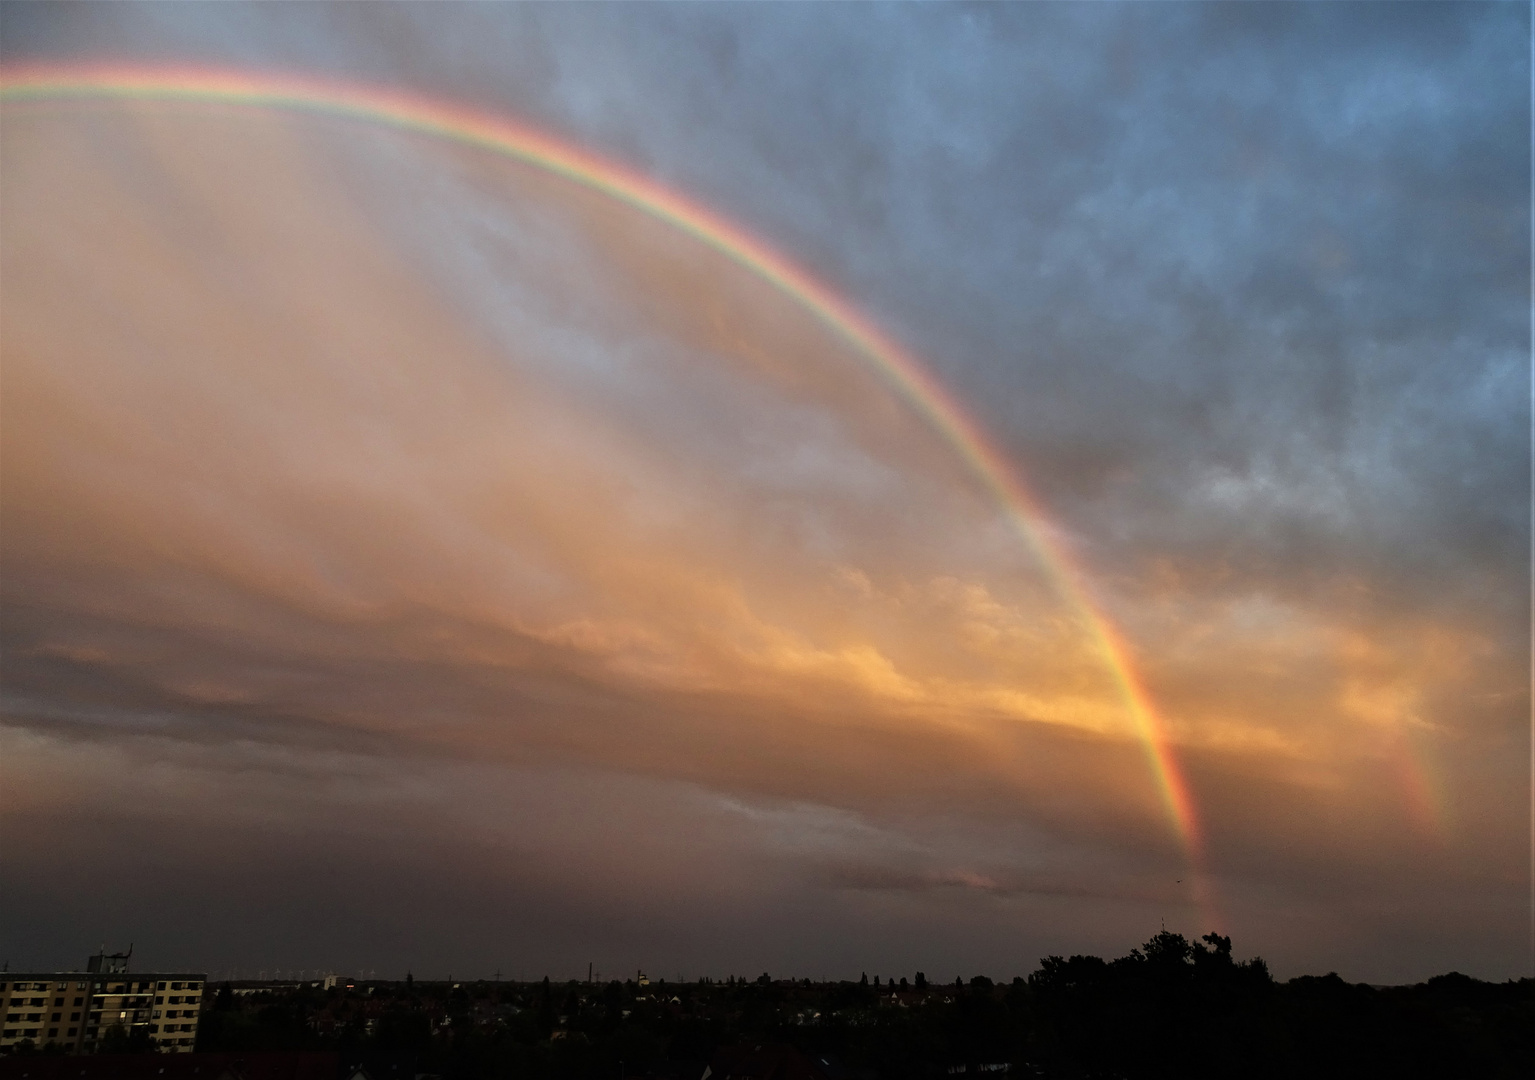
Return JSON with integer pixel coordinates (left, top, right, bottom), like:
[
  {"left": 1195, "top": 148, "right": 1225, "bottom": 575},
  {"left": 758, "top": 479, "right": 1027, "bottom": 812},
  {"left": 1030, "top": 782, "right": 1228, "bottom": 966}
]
[{"left": 703, "top": 1044, "right": 833, "bottom": 1080}]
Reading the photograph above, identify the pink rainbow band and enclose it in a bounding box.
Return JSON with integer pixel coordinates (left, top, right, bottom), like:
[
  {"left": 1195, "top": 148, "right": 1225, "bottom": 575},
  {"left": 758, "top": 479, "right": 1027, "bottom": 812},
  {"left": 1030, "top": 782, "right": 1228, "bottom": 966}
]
[{"left": 0, "top": 63, "right": 1203, "bottom": 860}]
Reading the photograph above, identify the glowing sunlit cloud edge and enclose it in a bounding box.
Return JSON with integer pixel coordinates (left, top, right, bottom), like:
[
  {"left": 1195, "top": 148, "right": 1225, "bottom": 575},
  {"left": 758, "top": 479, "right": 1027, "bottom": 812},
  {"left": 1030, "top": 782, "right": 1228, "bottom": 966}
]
[{"left": 0, "top": 63, "right": 1206, "bottom": 866}]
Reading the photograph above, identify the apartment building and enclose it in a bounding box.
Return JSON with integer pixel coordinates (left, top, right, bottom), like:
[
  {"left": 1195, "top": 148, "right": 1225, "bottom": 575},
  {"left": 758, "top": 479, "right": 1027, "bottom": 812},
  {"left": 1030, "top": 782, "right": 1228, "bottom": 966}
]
[
  {"left": 0, "top": 951, "right": 205, "bottom": 1055},
  {"left": 0, "top": 975, "right": 90, "bottom": 1053}
]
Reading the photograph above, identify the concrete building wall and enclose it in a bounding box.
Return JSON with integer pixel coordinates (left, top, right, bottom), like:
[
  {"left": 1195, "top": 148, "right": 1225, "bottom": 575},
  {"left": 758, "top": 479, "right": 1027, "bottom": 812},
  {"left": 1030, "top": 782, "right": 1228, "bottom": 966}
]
[
  {"left": 1, "top": 971, "right": 204, "bottom": 1055},
  {"left": 0, "top": 976, "right": 91, "bottom": 1052}
]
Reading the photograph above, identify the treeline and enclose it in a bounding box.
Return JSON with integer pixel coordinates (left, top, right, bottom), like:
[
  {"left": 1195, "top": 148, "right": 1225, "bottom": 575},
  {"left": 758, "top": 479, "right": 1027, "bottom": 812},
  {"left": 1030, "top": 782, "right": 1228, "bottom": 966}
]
[{"left": 190, "top": 931, "right": 1530, "bottom": 1079}]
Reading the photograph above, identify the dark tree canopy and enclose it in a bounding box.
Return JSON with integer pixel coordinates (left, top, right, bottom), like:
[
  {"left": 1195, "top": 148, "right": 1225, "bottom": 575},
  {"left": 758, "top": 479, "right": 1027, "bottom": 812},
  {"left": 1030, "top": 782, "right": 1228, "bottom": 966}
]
[{"left": 169, "top": 933, "right": 1529, "bottom": 1080}]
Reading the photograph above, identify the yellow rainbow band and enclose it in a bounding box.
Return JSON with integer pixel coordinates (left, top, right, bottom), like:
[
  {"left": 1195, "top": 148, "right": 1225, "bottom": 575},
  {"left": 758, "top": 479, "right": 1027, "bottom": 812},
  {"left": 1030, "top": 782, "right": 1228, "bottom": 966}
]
[{"left": 0, "top": 63, "right": 1203, "bottom": 857}]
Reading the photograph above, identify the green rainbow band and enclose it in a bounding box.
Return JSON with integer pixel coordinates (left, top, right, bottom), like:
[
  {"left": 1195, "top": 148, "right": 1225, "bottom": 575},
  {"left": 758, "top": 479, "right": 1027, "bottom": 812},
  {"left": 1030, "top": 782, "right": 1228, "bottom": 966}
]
[{"left": 0, "top": 63, "right": 1204, "bottom": 860}]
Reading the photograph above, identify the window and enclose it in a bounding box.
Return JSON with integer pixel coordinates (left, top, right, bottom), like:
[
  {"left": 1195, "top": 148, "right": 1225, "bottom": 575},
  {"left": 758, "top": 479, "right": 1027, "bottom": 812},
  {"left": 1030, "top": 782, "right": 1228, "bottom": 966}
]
[
  {"left": 46, "top": 1028, "right": 57, "bottom": 1037},
  {"left": 1, "top": 1030, "right": 13, "bottom": 1038},
  {"left": 149, "top": 1024, "right": 159, "bottom": 1033},
  {"left": 72, "top": 998, "right": 82, "bottom": 1006},
  {"left": 67, "top": 1028, "right": 77, "bottom": 1036},
  {"left": 28, "top": 998, "right": 42, "bottom": 1006},
  {"left": 157, "top": 982, "right": 166, "bottom": 991},
  {"left": 70, "top": 1013, "right": 79, "bottom": 1021},
  {"left": 50, "top": 1013, "right": 60, "bottom": 1022},
  {"left": 153, "top": 1010, "right": 161, "bottom": 1020}
]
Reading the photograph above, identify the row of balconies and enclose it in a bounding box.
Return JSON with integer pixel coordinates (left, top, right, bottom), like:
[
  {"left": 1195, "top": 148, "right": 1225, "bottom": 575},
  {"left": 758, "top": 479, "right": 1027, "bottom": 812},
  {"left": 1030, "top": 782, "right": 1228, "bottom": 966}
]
[
  {"left": 0, "top": 1028, "right": 49, "bottom": 1041},
  {"left": 3, "top": 1010, "right": 78, "bottom": 1024}
]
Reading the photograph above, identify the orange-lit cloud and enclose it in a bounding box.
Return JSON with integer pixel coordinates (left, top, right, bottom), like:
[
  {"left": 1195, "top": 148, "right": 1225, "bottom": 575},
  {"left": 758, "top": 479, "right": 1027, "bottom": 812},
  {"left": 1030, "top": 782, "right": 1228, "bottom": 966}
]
[{"left": 1, "top": 75, "right": 1525, "bottom": 984}]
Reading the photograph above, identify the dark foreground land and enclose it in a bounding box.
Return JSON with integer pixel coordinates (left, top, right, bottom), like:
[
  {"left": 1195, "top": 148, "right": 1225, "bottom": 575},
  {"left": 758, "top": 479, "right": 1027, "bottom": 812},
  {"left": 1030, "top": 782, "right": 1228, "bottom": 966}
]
[{"left": 4, "top": 933, "right": 1531, "bottom": 1079}]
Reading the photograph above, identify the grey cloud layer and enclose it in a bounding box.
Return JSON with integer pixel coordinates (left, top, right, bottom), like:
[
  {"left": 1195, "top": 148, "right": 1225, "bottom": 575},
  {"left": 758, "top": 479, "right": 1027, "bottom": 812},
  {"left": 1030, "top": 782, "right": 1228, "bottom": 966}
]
[{"left": 6, "top": 2, "right": 1522, "bottom": 604}]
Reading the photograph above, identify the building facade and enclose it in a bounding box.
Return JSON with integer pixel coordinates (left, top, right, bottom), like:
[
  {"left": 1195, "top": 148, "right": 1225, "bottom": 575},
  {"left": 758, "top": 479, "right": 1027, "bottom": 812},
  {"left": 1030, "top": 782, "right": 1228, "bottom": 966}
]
[{"left": 0, "top": 952, "right": 205, "bottom": 1055}]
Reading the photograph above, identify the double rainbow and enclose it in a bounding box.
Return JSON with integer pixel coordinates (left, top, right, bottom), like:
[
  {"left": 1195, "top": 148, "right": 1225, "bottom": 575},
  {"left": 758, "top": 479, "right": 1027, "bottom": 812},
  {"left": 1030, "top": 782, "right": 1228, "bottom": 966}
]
[{"left": 0, "top": 63, "right": 1204, "bottom": 862}]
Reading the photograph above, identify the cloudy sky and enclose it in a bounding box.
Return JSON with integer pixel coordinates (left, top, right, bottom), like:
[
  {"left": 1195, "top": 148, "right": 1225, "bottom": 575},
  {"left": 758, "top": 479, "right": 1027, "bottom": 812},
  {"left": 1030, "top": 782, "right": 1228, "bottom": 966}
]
[{"left": 0, "top": 2, "right": 1527, "bottom": 985}]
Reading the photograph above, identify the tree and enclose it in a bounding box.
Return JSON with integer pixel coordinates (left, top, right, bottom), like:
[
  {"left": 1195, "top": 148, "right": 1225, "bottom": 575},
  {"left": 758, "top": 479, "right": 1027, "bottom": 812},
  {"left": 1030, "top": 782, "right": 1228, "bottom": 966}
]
[
  {"left": 538, "top": 975, "right": 555, "bottom": 1037},
  {"left": 99, "top": 1023, "right": 156, "bottom": 1054}
]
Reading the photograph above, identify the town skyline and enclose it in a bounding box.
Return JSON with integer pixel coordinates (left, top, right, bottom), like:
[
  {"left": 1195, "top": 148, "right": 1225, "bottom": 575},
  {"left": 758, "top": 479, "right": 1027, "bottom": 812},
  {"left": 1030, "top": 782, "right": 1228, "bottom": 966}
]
[{"left": 1, "top": 1, "right": 1528, "bottom": 990}]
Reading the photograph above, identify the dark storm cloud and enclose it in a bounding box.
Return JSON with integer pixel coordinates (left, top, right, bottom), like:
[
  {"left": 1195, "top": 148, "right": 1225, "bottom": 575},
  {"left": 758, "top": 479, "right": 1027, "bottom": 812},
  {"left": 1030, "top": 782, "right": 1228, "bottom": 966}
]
[{"left": 6, "top": 1, "right": 1520, "bottom": 598}]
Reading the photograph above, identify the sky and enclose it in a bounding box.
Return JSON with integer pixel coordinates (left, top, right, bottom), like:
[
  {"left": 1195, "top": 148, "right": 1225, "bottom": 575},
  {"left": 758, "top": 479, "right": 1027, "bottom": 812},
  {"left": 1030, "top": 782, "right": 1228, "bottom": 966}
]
[{"left": 0, "top": 2, "right": 1528, "bottom": 986}]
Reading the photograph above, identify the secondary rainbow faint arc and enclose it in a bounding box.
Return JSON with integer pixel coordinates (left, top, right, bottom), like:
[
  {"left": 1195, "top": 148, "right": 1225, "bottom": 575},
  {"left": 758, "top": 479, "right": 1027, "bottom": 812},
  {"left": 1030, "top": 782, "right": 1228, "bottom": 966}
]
[{"left": 0, "top": 63, "right": 1204, "bottom": 856}]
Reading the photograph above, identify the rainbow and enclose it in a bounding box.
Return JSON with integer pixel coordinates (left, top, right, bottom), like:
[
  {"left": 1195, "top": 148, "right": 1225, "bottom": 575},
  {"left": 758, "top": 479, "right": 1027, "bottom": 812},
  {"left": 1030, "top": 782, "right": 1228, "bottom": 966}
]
[{"left": 0, "top": 64, "right": 1205, "bottom": 860}]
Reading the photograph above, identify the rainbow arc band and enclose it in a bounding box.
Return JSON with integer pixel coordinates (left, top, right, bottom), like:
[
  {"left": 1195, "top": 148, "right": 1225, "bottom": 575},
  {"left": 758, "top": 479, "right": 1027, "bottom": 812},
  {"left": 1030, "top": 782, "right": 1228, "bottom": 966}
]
[{"left": 0, "top": 63, "right": 1203, "bottom": 862}]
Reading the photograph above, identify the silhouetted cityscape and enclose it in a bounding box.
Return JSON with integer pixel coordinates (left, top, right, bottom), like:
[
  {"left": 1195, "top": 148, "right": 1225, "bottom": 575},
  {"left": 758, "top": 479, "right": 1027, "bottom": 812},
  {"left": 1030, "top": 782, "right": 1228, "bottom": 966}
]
[{"left": 1, "top": 932, "right": 1529, "bottom": 1079}]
